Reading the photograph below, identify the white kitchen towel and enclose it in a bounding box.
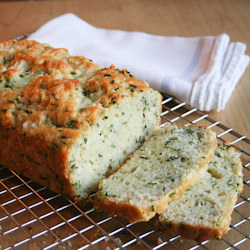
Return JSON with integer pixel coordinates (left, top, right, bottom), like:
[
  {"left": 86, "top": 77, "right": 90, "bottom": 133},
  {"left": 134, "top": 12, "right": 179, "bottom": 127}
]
[{"left": 28, "top": 13, "right": 249, "bottom": 111}]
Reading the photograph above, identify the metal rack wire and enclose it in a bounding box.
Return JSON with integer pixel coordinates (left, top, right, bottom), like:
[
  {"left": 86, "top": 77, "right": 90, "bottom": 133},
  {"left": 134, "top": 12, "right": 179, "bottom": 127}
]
[{"left": 0, "top": 94, "right": 250, "bottom": 250}]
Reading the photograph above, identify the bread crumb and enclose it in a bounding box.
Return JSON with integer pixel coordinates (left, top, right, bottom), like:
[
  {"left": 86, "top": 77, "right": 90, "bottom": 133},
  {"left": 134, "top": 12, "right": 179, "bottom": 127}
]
[
  {"left": 58, "top": 244, "right": 66, "bottom": 249},
  {"left": 67, "top": 241, "right": 72, "bottom": 247},
  {"left": 114, "top": 237, "right": 122, "bottom": 245},
  {"left": 157, "top": 237, "right": 164, "bottom": 245}
]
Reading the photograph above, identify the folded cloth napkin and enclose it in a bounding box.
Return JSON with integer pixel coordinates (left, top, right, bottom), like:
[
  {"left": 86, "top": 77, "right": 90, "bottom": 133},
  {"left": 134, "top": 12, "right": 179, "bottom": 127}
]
[{"left": 28, "top": 13, "right": 249, "bottom": 111}]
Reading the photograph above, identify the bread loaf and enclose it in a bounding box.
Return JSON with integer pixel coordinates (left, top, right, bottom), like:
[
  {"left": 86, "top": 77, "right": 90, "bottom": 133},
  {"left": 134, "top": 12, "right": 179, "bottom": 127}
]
[
  {"left": 156, "top": 144, "right": 243, "bottom": 241},
  {"left": 0, "top": 39, "right": 162, "bottom": 201},
  {"left": 93, "top": 125, "right": 217, "bottom": 222}
]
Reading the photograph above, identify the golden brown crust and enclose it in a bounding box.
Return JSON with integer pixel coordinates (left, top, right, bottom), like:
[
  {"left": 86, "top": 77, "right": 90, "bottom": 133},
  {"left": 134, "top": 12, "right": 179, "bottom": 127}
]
[
  {"left": 155, "top": 220, "right": 227, "bottom": 242},
  {"left": 0, "top": 39, "right": 156, "bottom": 132},
  {"left": 0, "top": 129, "right": 75, "bottom": 198},
  {"left": 93, "top": 198, "right": 147, "bottom": 223}
]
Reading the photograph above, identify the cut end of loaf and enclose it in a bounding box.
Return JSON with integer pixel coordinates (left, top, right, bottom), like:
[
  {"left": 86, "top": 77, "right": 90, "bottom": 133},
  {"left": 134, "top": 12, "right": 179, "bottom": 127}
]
[
  {"left": 68, "top": 89, "right": 162, "bottom": 200},
  {"left": 93, "top": 197, "right": 152, "bottom": 223}
]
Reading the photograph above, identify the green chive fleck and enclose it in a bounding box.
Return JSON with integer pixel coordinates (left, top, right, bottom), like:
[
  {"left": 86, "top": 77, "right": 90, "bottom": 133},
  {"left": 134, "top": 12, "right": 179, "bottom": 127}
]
[
  {"left": 87, "top": 119, "right": 93, "bottom": 126},
  {"left": 66, "top": 120, "right": 78, "bottom": 128},
  {"left": 129, "top": 84, "right": 137, "bottom": 92},
  {"left": 16, "top": 98, "right": 21, "bottom": 104}
]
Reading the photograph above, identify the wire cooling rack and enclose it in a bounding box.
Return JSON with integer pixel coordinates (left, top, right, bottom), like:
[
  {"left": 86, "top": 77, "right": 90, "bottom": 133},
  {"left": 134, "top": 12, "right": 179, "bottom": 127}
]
[{"left": 0, "top": 94, "right": 250, "bottom": 250}]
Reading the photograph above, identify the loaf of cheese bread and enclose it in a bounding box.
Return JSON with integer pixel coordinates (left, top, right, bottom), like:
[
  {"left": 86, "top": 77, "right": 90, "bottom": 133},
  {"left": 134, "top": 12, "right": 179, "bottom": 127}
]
[{"left": 0, "top": 39, "right": 162, "bottom": 201}]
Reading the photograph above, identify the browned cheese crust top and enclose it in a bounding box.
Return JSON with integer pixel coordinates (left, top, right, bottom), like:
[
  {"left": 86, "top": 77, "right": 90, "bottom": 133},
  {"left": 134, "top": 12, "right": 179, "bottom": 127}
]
[{"left": 0, "top": 39, "right": 151, "bottom": 150}]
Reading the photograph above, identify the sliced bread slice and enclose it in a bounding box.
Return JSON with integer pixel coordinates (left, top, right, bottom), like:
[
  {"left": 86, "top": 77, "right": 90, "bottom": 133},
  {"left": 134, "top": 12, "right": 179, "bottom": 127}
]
[
  {"left": 93, "top": 125, "right": 217, "bottom": 222},
  {"left": 156, "top": 144, "right": 243, "bottom": 241}
]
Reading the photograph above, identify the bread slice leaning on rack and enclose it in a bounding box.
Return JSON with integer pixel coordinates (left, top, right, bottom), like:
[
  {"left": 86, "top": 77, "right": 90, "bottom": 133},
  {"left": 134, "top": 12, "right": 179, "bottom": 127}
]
[
  {"left": 156, "top": 144, "right": 243, "bottom": 242},
  {"left": 0, "top": 39, "right": 162, "bottom": 201},
  {"left": 93, "top": 125, "right": 217, "bottom": 222}
]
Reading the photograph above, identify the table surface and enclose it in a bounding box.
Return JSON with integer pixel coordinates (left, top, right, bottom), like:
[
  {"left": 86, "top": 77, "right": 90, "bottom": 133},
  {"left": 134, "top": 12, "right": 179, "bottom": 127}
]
[{"left": 0, "top": 1, "right": 249, "bottom": 250}]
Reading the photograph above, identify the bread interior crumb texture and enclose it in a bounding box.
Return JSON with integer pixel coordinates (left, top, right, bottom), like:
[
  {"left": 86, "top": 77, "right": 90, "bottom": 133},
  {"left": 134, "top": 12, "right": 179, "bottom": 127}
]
[
  {"left": 68, "top": 90, "right": 161, "bottom": 199},
  {"left": 96, "top": 125, "right": 216, "bottom": 221}
]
